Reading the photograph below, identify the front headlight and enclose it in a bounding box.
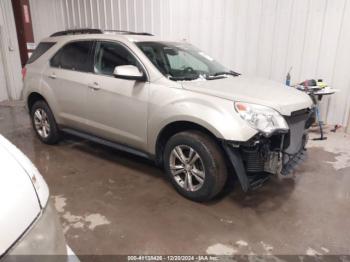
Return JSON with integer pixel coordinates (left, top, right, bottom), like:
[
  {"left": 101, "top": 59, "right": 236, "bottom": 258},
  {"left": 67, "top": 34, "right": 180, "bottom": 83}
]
[{"left": 234, "top": 102, "right": 289, "bottom": 136}]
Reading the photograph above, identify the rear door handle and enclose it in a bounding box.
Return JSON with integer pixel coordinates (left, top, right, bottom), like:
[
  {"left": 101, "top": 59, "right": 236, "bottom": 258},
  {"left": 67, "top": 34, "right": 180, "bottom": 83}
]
[
  {"left": 48, "top": 73, "right": 56, "bottom": 79},
  {"left": 88, "top": 82, "right": 100, "bottom": 91}
]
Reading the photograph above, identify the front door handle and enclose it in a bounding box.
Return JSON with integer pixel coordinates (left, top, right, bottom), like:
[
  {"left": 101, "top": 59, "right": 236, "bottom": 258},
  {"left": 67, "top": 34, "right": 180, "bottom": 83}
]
[
  {"left": 48, "top": 73, "right": 56, "bottom": 79},
  {"left": 88, "top": 82, "right": 100, "bottom": 91}
]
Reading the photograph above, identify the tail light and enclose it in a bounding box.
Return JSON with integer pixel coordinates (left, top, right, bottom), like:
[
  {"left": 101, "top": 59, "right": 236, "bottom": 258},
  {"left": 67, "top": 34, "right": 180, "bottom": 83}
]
[{"left": 21, "top": 67, "right": 27, "bottom": 80}]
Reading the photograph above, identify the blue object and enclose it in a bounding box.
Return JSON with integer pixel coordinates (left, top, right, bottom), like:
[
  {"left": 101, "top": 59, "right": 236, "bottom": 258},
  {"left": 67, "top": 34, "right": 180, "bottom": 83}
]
[
  {"left": 286, "top": 72, "right": 291, "bottom": 86},
  {"left": 286, "top": 67, "right": 292, "bottom": 86}
]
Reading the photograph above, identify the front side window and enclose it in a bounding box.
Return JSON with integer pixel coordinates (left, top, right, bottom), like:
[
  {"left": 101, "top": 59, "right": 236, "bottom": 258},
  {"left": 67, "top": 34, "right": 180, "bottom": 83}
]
[
  {"left": 50, "top": 41, "right": 93, "bottom": 72},
  {"left": 94, "top": 41, "right": 140, "bottom": 76},
  {"left": 137, "top": 41, "right": 238, "bottom": 81}
]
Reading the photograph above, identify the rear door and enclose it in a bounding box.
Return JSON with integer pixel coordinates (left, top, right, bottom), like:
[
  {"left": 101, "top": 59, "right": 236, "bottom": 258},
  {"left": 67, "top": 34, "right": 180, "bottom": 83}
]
[{"left": 43, "top": 40, "right": 95, "bottom": 130}]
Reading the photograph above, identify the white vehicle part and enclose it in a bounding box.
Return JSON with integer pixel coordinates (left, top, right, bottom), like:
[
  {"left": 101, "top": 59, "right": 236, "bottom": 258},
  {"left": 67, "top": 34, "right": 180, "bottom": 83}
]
[
  {"left": 0, "top": 138, "right": 41, "bottom": 256},
  {"left": 0, "top": 135, "right": 49, "bottom": 207},
  {"left": 181, "top": 76, "right": 313, "bottom": 116},
  {"left": 8, "top": 201, "right": 67, "bottom": 256}
]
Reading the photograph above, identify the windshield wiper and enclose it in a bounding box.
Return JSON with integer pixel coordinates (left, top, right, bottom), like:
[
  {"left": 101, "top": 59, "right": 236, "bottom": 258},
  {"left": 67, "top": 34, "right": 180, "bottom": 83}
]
[
  {"left": 169, "top": 75, "right": 200, "bottom": 81},
  {"left": 212, "top": 70, "right": 241, "bottom": 77},
  {"left": 169, "top": 70, "right": 240, "bottom": 81},
  {"left": 206, "top": 75, "right": 226, "bottom": 80}
]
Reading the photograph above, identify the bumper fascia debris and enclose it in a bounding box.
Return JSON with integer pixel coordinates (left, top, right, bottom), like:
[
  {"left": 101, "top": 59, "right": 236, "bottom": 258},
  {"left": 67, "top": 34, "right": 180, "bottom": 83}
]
[{"left": 223, "top": 108, "right": 314, "bottom": 191}]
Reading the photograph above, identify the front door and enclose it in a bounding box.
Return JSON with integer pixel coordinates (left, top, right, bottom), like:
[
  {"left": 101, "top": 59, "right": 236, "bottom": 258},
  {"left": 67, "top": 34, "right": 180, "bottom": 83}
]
[{"left": 85, "top": 41, "right": 149, "bottom": 151}]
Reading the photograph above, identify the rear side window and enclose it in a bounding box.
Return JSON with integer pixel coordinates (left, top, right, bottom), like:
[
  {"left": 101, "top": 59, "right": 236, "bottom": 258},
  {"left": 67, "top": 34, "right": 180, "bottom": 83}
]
[
  {"left": 50, "top": 41, "right": 94, "bottom": 72},
  {"left": 27, "top": 42, "right": 56, "bottom": 64}
]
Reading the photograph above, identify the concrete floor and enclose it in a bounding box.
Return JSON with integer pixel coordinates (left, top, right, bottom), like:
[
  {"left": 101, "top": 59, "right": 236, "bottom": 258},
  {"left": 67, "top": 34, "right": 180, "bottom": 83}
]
[{"left": 1, "top": 101, "right": 350, "bottom": 256}]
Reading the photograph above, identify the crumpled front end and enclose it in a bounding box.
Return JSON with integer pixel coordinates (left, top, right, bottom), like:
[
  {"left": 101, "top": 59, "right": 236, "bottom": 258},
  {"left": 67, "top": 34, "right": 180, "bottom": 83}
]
[{"left": 223, "top": 108, "right": 314, "bottom": 191}]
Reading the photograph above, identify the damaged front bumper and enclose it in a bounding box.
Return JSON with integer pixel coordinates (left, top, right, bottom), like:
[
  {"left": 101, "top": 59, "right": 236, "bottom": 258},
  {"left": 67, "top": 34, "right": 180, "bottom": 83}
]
[{"left": 223, "top": 108, "right": 313, "bottom": 191}]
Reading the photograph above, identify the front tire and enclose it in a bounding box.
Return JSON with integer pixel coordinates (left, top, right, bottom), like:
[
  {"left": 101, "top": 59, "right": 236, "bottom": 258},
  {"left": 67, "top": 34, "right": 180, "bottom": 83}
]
[
  {"left": 30, "top": 100, "right": 60, "bottom": 144},
  {"left": 164, "top": 131, "right": 227, "bottom": 202}
]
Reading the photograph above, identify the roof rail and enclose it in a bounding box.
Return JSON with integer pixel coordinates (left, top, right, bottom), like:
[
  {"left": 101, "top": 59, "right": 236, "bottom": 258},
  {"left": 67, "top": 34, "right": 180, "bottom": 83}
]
[
  {"left": 50, "top": 28, "right": 154, "bottom": 37},
  {"left": 50, "top": 28, "right": 103, "bottom": 37},
  {"left": 104, "top": 30, "right": 154, "bottom": 36}
]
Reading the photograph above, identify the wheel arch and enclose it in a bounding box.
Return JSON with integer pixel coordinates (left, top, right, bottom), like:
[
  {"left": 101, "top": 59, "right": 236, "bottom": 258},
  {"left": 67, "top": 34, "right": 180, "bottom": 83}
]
[
  {"left": 154, "top": 120, "right": 225, "bottom": 166},
  {"left": 27, "top": 92, "right": 48, "bottom": 111}
]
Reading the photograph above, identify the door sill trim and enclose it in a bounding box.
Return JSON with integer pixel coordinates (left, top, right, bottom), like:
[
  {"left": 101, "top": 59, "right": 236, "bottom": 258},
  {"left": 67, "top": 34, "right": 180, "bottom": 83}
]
[{"left": 61, "top": 128, "right": 152, "bottom": 160}]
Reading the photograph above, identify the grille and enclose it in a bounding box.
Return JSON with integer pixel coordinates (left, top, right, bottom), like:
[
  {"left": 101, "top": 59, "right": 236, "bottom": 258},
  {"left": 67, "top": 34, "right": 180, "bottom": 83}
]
[{"left": 242, "top": 146, "right": 267, "bottom": 173}]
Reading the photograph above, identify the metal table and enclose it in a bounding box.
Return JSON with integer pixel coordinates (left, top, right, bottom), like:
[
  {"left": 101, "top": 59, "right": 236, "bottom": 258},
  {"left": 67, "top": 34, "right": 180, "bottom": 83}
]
[{"left": 295, "top": 86, "right": 339, "bottom": 140}]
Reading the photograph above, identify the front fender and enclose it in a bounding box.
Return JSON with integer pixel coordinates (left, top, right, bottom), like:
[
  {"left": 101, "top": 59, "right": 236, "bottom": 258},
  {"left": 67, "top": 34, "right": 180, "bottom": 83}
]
[{"left": 147, "top": 93, "right": 257, "bottom": 154}]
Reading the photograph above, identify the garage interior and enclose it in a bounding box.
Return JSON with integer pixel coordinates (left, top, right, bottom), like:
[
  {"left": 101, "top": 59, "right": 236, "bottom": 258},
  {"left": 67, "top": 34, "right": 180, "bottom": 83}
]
[{"left": 1, "top": 0, "right": 350, "bottom": 258}]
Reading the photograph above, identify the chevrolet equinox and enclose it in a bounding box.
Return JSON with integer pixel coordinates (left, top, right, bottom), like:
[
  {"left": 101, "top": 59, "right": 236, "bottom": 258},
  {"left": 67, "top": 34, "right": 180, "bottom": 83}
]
[{"left": 22, "top": 29, "right": 314, "bottom": 202}]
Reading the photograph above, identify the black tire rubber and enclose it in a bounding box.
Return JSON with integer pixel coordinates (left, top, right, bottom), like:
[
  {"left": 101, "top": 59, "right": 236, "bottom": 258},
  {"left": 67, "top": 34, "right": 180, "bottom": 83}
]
[
  {"left": 164, "top": 130, "right": 228, "bottom": 202},
  {"left": 30, "top": 100, "right": 60, "bottom": 144}
]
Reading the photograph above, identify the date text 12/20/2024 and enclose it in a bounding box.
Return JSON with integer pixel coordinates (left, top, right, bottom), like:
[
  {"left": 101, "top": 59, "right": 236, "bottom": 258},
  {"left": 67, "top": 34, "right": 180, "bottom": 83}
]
[{"left": 127, "top": 256, "right": 219, "bottom": 261}]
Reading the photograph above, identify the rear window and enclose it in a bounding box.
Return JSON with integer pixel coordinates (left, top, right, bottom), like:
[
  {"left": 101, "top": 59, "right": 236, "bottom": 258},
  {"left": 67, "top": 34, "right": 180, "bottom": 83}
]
[
  {"left": 27, "top": 42, "right": 56, "bottom": 64},
  {"left": 50, "top": 41, "right": 93, "bottom": 72}
]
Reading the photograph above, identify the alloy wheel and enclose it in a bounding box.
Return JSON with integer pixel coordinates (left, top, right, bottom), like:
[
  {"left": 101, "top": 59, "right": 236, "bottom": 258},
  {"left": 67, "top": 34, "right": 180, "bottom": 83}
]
[
  {"left": 33, "top": 108, "right": 50, "bottom": 138},
  {"left": 169, "top": 145, "right": 205, "bottom": 192}
]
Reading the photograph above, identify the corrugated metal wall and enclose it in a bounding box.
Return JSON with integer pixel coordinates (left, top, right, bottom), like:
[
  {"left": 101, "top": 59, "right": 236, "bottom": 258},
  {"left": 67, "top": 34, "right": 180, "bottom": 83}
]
[
  {"left": 29, "top": 0, "right": 65, "bottom": 43},
  {"left": 29, "top": 0, "right": 350, "bottom": 128},
  {"left": 0, "top": 0, "right": 23, "bottom": 101}
]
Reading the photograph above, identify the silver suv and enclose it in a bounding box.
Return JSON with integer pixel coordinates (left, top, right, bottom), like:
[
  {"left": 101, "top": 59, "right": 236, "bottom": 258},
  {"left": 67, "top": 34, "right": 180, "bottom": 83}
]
[{"left": 22, "top": 29, "right": 313, "bottom": 202}]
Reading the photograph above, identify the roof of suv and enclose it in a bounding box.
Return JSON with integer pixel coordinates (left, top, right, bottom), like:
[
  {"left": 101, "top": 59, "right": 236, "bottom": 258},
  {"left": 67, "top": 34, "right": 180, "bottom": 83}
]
[{"left": 44, "top": 29, "right": 163, "bottom": 43}]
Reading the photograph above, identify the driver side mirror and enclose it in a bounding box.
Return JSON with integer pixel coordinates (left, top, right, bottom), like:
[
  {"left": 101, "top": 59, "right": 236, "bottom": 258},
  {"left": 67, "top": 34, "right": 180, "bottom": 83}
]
[{"left": 113, "top": 65, "right": 147, "bottom": 81}]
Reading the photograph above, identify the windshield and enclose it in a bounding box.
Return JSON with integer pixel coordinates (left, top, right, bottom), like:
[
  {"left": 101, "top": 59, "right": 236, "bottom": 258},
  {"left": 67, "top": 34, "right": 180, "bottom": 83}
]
[{"left": 136, "top": 41, "right": 239, "bottom": 81}]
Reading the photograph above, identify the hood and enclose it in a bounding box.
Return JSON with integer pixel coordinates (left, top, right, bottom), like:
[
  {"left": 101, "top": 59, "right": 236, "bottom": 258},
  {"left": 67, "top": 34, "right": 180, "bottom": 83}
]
[{"left": 181, "top": 76, "right": 313, "bottom": 116}]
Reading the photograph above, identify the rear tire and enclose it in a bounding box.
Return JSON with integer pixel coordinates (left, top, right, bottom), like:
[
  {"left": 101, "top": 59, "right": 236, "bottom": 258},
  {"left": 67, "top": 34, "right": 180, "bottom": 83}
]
[
  {"left": 164, "top": 130, "right": 227, "bottom": 202},
  {"left": 30, "top": 100, "right": 60, "bottom": 144}
]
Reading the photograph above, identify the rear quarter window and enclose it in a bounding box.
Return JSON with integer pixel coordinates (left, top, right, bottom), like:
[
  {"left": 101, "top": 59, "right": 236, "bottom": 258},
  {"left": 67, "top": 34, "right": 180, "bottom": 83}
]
[{"left": 27, "top": 42, "right": 56, "bottom": 64}]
